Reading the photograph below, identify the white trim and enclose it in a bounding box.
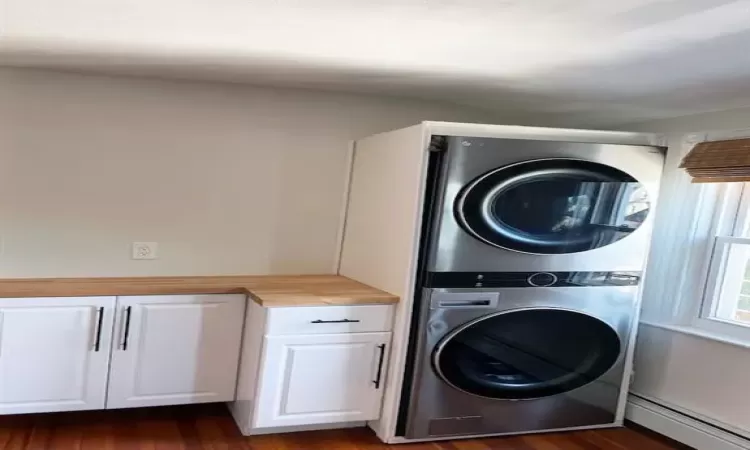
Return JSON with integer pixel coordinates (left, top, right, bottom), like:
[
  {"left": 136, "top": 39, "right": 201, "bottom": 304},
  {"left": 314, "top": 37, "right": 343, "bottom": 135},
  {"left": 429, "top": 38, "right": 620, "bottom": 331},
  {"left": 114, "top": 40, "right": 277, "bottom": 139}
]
[
  {"left": 639, "top": 321, "right": 750, "bottom": 350},
  {"left": 333, "top": 140, "right": 356, "bottom": 273},
  {"left": 371, "top": 125, "right": 433, "bottom": 443},
  {"left": 670, "top": 183, "right": 725, "bottom": 322},
  {"left": 422, "top": 121, "right": 665, "bottom": 146},
  {"left": 245, "top": 421, "right": 365, "bottom": 435},
  {"left": 616, "top": 189, "right": 657, "bottom": 422},
  {"left": 694, "top": 226, "right": 750, "bottom": 342},
  {"left": 701, "top": 237, "right": 747, "bottom": 319},
  {"left": 705, "top": 127, "right": 750, "bottom": 142},
  {"left": 385, "top": 422, "right": 622, "bottom": 445},
  {"left": 626, "top": 396, "right": 750, "bottom": 450},
  {"left": 631, "top": 393, "right": 750, "bottom": 439},
  {"left": 731, "top": 184, "right": 750, "bottom": 235},
  {"left": 711, "top": 236, "right": 750, "bottom": 245},
  {"left": 692, "top": 316, "right": 750, "bottom": 344}
]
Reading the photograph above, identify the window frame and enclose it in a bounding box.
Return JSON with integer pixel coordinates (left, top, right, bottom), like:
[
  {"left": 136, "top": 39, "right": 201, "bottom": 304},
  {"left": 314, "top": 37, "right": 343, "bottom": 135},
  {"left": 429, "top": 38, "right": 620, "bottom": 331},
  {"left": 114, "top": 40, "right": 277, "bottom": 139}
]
[
  {"left": 693, "top": 183, "right": 750, "bottom": 341},
  {"left": 640, "top": 130, "right": 750, "bottom": 349}
]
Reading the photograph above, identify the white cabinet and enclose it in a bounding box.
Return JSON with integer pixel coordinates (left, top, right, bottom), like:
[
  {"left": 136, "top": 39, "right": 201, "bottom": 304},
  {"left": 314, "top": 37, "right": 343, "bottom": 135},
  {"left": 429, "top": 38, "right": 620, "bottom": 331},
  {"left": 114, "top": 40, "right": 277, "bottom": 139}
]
[
  {"left": 231, "top": 302, "right": 394, "bottom": 434},
  {"left": 0, "top": 293, "right": 246, "bottom": 415},
  {"left": 107, "top": 294, "right": 245, "bottom": 409},
  {"left": 0, "top": 297, "right": 115, "bottom": 414},
  {"left": 254, "top": 332, "right": 391, "bottom": 428}
]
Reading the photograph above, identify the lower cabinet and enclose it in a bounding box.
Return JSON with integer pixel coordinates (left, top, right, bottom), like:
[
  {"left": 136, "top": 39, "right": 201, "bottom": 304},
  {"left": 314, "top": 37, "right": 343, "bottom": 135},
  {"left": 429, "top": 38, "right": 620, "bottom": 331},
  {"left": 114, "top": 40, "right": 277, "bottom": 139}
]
[
  {"left": 107, "top": 295, "right": 246, "bottom": 409},
  {"left": 253, "top": 332, "right": 391, "bottom": 428},
  {"left": 230, "top": 302, "right": 395, "bottom": 434},
  {"left": 0, "top": 297, "right": 115, "bottom": 414},
  {"left": 0, "top": 294, "right": 246, "bottom": 415}
]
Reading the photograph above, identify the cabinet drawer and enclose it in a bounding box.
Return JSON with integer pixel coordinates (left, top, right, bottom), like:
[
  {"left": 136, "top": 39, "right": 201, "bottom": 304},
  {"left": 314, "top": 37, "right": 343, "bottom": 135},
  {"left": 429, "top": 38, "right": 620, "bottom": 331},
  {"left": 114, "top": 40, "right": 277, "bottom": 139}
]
[{"left": 265, "top": 305, "right": 394, "bottom": 335}]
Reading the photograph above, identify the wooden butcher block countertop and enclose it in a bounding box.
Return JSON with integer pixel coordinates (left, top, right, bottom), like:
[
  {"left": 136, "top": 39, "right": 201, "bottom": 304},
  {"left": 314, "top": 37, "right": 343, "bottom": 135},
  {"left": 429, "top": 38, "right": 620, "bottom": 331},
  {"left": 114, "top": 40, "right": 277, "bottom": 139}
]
[{"left": 0, "top": 275, "right": 398, "bottom": 307}]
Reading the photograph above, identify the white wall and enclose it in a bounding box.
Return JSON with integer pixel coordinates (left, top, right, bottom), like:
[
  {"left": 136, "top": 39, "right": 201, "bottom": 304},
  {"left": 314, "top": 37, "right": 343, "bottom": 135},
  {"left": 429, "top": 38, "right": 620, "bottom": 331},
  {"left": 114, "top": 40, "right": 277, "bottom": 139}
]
[
  {"left": 633, "top": 325, "right": 750, "bottom": 434},
  {"left": 623, "top": 106, "right": 750, "bottom": 132},
  {"left": 0, "top": 68, "right": 497, "bottom": 278},
  {"left": 625, "top": 110, "right": 750, "bottom": 435}
]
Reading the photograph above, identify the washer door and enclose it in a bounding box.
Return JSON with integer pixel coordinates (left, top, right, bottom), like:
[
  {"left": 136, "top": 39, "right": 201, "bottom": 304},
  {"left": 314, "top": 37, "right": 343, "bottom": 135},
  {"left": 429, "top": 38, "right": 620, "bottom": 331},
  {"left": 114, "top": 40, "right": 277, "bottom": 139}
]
[
  {"left": 433, "top": 309, "right": 621, "bottom": 400},
  {"left": 455, "top": 158, "right": 650, "bottom": 254}
]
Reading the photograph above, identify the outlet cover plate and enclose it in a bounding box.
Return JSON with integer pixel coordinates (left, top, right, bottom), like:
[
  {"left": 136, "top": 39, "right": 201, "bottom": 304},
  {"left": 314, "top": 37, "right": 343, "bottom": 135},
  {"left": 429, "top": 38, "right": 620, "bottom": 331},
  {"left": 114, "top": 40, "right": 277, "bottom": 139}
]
[{"left": 132, "top": 242, "right": 158, "bottom": 260}]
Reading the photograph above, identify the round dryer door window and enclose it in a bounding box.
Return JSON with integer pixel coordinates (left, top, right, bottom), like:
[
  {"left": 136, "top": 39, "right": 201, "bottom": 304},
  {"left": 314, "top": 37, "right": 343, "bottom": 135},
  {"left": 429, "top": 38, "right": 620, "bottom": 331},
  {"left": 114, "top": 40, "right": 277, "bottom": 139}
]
[
  {"left": 433, "top": 309, "right": 621, "bottom": 400},
  {"left": 455, "top": 158, "right": 650, "bottom": 254}
]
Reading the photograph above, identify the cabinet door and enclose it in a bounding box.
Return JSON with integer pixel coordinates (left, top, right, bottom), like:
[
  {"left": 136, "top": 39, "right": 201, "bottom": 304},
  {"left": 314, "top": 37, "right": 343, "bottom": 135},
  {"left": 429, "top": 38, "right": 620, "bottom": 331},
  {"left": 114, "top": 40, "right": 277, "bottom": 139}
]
[
  {"left": 107, "top": 294, "right": 245, "bottom": 409},
  {"left": 254, "top": 332, "right": 391, "bottom": 428},
  {"left": 0, "top": 297, "right": 115, "bottom": 414}
]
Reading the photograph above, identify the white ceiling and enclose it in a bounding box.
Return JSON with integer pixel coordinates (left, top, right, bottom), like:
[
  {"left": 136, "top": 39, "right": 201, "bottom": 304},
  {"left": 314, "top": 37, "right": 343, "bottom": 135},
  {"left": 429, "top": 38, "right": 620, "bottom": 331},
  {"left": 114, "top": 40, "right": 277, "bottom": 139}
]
[{"left": 2, "top": 0, "right": 750, "bottom": 125}]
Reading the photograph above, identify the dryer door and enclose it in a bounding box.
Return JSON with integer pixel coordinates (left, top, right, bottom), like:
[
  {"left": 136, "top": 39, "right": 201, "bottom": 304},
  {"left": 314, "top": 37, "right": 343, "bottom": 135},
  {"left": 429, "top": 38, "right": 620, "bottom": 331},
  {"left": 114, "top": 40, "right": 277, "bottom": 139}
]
[
  {"left": 455, "top": 158, "right": 650, "bottom": 254},
  {"left": 433, "top": 308, "right": 621, "bottom": 400}
]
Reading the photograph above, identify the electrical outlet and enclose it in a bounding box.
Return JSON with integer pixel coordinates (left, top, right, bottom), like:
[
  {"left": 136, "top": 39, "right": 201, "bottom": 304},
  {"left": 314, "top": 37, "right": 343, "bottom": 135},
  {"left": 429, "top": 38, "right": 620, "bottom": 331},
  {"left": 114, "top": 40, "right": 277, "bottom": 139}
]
[{"left": 132, "top": 242, "right": 158, "bottom": 260}]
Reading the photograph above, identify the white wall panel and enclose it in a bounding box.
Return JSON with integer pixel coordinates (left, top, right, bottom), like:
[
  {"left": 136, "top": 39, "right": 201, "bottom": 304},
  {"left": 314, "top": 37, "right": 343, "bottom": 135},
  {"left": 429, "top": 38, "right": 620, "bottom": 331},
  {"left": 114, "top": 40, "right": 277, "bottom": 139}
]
[
  {"left": 0, "top": 68, "right": 494, "bottom": 277},
  {"left": 626, "top": 108, "right": 750, "bottom": 436}
]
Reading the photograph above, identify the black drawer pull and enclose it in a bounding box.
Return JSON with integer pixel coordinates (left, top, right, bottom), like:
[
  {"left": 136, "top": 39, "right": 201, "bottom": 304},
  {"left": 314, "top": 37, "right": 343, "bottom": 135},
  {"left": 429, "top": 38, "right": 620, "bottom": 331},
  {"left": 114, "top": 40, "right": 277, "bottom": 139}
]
[
  {"left": 93, "top": 307, "right": 104, "bottom": 352},
  {"left": 121, "top": 306, "right": 132, "bottom": 350},
  {"left": 373, "top": 344, "right": 386, "bottom": 389},
  {"left": 310, "top": 318, "right": 361, "bottom": 324}
]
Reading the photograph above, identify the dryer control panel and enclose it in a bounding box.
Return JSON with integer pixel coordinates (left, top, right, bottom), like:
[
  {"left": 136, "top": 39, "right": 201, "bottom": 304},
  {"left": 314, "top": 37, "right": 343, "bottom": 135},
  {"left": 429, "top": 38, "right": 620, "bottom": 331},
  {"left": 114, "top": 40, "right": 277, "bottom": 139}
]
[{"left": 425, "top": 271, "right": 641, "bottom": 288}]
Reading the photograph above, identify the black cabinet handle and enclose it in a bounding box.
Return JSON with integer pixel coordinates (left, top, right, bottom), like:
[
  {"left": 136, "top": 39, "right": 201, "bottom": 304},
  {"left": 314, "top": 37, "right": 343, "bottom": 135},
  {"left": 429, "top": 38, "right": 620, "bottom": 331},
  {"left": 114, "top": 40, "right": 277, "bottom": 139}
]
[
  {"left": 310, "top": 318, "right": 361, "bottom": 324},
  {"left": 93, "top": 307, "right": 104, "bottom": 352},
  {"left": 121, "top": 306, "right": 132, "bottom": 350},
  {"left": 373, "top": 344, "right": 386, "bottom": 389}
]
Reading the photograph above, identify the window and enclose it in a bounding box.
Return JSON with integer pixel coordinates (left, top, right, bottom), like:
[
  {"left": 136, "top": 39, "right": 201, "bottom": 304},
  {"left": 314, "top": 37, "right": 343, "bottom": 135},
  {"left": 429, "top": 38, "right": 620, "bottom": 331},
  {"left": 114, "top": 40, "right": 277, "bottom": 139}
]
[
  {"left": 640, "top": 132, "right": 750, "bottom": 347},
  {"left": 699, "top": 183, "right": 750, "bottom": 337}
]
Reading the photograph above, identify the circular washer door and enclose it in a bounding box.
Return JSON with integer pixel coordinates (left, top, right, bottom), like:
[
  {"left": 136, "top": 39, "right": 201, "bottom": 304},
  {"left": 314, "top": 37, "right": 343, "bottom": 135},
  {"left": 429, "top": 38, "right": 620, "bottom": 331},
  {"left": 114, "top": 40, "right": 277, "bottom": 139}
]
[
  {"left": 455, "top": 158, "right": 651, "bottom": 254},
  {"left": 433, "top": 309, "right": 621, "bottom": 400}
]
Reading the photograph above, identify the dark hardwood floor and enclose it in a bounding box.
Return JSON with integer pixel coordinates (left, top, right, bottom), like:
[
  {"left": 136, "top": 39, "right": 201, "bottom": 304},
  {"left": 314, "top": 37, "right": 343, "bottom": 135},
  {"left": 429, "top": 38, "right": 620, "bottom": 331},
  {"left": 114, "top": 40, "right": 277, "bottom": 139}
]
[{"left": 0, "top": 404, "right": 691, "bottom": 449}]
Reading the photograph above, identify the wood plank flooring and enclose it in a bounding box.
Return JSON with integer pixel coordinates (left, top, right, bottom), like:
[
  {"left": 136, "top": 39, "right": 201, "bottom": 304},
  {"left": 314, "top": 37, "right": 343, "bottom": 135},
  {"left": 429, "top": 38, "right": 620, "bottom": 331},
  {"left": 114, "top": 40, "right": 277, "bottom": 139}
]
[{"left": 0, "top": 404, "right": 691, "bottom": 449}]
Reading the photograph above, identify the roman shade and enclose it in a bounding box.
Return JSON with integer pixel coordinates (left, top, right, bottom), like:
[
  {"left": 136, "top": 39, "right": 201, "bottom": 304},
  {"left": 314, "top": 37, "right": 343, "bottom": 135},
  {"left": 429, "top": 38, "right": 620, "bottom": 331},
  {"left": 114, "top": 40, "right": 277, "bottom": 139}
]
[{"left": 680, "top": 138, "right": 750, "bottom": 183}]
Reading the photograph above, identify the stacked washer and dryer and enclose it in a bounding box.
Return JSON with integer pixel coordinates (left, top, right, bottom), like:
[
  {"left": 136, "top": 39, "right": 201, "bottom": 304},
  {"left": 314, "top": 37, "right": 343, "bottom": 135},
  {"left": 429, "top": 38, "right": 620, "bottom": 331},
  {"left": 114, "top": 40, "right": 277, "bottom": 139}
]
[{"left": 397, "top": 135, "right": 664, "bottom": 439}]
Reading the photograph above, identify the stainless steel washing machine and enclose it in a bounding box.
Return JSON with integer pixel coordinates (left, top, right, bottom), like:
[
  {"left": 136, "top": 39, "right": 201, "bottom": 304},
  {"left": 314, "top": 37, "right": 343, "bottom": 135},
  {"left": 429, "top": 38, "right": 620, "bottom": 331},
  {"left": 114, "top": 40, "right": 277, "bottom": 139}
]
[
  {"left": 403, "top": 276, "right": 638, "bottom": 439},
  {"left": 395, "top": 134, "right": 663, "bottom": 440},
  {"left": 427, "top": 136, "right": 664, "bottom": 274}
]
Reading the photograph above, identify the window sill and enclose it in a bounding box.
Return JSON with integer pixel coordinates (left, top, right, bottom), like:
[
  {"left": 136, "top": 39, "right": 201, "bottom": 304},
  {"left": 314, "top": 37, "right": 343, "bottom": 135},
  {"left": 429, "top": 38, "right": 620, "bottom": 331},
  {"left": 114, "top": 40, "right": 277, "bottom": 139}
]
[{"left": 639, "top": 320, "right": 750, "bottom": 350}]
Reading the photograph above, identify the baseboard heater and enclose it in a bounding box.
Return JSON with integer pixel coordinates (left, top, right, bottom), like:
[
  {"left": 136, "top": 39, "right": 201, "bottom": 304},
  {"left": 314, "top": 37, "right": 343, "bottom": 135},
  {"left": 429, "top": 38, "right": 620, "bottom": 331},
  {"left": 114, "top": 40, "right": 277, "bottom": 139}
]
[{"left": 626, "top": 395, "right": 750, "bottom": 450}]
